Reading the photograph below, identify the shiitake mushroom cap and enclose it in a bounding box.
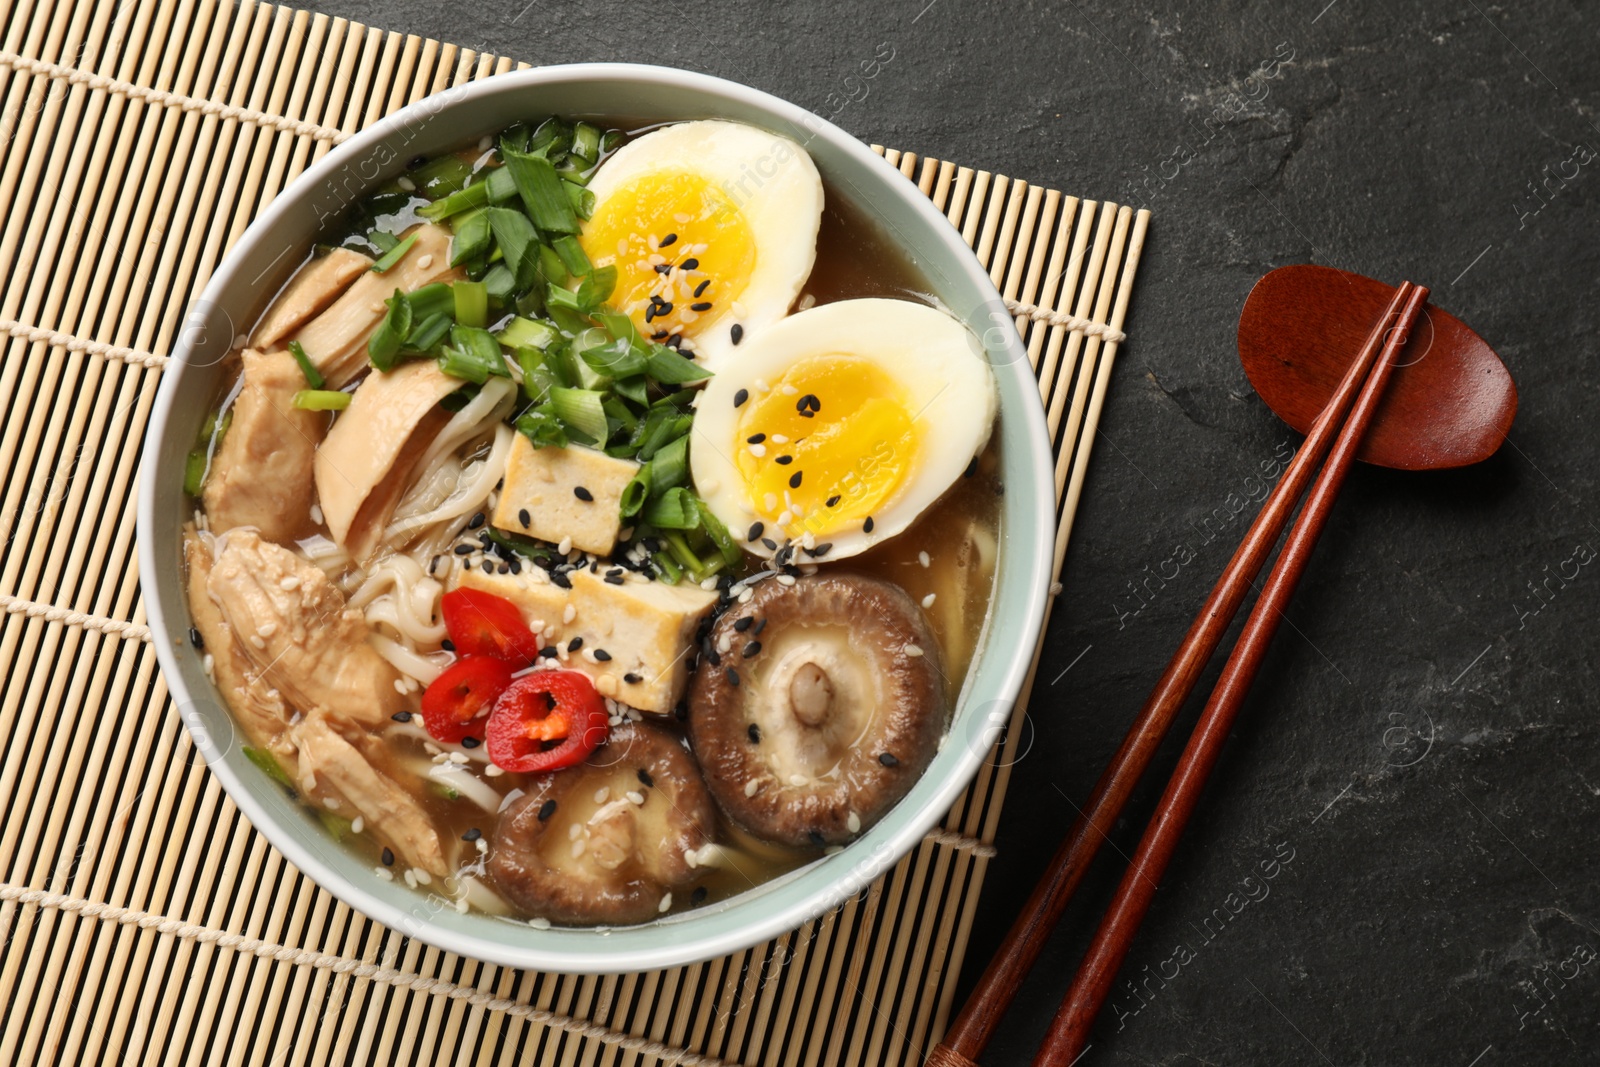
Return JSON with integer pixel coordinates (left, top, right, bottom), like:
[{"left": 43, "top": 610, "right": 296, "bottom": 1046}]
[
  {"left": 688, "top": 574, "right": 946, "bottom": 846},
  {"left": 487, "top": 720, "right": 715, "bottom": 925}
]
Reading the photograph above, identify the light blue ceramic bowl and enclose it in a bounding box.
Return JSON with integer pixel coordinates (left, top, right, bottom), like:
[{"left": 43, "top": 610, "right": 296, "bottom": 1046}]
[{"left": 138, "top": 63, "right": 1054, "bottom": 974}]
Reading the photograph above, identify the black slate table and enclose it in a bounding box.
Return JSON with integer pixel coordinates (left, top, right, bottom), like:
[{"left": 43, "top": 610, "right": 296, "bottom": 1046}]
[{"left": 304, "top": 2, "right": 1600, "bottom": 1062}]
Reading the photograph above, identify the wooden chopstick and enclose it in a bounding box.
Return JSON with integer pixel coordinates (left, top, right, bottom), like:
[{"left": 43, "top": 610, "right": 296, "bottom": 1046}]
[
  {"left": 1031, "top": 282, "right": 1432, "bottom": 1064},
  {"left": 925, "top": 280, "right": 1419, "bottom": 1067}
]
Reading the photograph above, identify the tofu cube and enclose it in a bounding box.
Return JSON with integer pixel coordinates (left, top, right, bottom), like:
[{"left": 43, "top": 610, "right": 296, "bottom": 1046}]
[
  {"left": 456, "top": 567, "right": 718, "bottom": 715},
  {"left": 491, "top": 437, "right": 640, "bottom": 556}
]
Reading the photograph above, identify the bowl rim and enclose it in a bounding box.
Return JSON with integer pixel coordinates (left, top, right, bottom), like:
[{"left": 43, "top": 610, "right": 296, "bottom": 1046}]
[{"left": 137, "top": 60, "right": 1056, "bottom": 974}]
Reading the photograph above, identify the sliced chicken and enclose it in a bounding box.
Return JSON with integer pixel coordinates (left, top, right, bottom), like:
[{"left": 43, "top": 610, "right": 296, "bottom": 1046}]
[
  {"left": 291, "top": 713, "right": 447, "bottom": 876},
  {"left": 250, "top": 248, "right": 373, "bottom": 350},
  {"left": 206, "top": 528, "right": 405, "bottom": 725},
  {"left": 292, "top": 224, "right": 461, "bottom": 387},
  {"left": 315, "top": 359, "right": 458, "bottom": 563},
  {"left": 201, "top": 349, "right": 325, "bottom": 543},
  {"left": 184, "top": 530, "right": 295, "bottom": 761}
]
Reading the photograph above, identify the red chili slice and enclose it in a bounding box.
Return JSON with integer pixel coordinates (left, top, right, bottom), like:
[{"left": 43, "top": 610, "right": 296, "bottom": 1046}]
[
  {"left": 421, "top": 655, "right": 514, "bottom": 743},
  {"left": 441, "top": 587, "right": 541, "bottom": 667},
  {"left": 486, "top": 670, "right": 610, "bottom": 773}
]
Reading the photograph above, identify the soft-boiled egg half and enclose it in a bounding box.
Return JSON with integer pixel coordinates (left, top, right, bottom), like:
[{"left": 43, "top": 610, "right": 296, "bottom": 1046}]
[
  {"left": 579, "top": 120, "right": 824, "bottom": 372},
  {"left": 690, "top": 298, "right": 997, "bottom": 562}
]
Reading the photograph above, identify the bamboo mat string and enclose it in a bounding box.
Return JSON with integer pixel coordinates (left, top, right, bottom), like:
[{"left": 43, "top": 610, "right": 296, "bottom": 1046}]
[
  {"left": 0, "top": 592, "right": 152, "bottom": 641},
  {"left": 0, "top": 317, "right": 169, "bottom": 368},
  {"left": 0, "top": 882, "right": 736, "bottom": 1067}
]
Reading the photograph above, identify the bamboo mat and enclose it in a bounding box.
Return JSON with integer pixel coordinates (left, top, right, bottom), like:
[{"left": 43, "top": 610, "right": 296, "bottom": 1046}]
[{"left": 0, "top": 1, "right": 1150, "bottom": 1063}]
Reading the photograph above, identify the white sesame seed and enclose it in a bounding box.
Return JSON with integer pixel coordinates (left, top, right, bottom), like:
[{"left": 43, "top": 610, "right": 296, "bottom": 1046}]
[
  {"left": 202, "top": 653, "right": 215, "bottom": 678},
  {"left": 593, "top": 786, "right": 610, "bottom": 804},
  {"left": 562, "top": 603, "right": 576, "bottom": 624},
  {"left": 279, "top": 576, "right": 301, "bottom": 590},
  {"left": 254, "top": 623, "right": 276, "bottom": 640},
  {"left": 571, "top": 838, "right": 587, "bottom": 858},
  {"left": 744, "top": 779, "right": 761, "bottom": 797},
  {"left": 777, "top": 511, "right": 793, "bottom": 527},
  {"left": 417, "top": 254, "right": 434, "bottom": 269},
  {"left": 780, "top": 384, "right": 799, "bottom": 396},
  {"left": 323, "top": 797, "right": 341, "bottom": 811},
  {"left": 396, "top": 175, "right": 416, "bottom": 192},
  {"left": 748, "top": 443, "right": 767, "bottom": 458},
  {"left": 658, "top": 892, "right": 672, "bottom": 913},
  {"left": 414, "top": 869, "right": 433, "bottom": 885},
  {"left": 777, "top": 574, "right": 797, "bottom": 586},
  {"left": 557, "top": 537, "right": 573, "bottom": 556},
  {"left": 922, "top": 593, "right": 937, "bottom": 609},
  {"left": 789, "top": 774, "right": 808, "bottom": 786},
  {"left": 404, "top": 869, "right": 418, "bottom": 888},
  {"left": 351, "top": 817, "right": 364, "bottom": 834},
  {"left": 451, "top": 751, "right": 470, "bottom": 765},
  {"left": 754, "top": 378, "right": 771, "bottom": 393},
  {"left": 627, "top": 790, "right": 645, "bottom": 805},
  {"left": 249, "top": 635, "right": 266, "bottom": 650},
  {"left": 739, "top": 587, "right": 754, "bottom": 603},
  {"left": 700, "top": 577, "right": 719, "bottom": 591},
  {"left": 393, "top": 679, "right": 408, "bottom": 694},
  {"left": 484, "top": 764, "right": 504, "bottom": 777},
  {"left": 769, "top": 433, "right": 788, "bottom": 445},
  {"left": 918, "top": 551, "right": 931, "bottom": 568},
  {"left": 375, "top": 866, "right": 394, "bottom": 881},
  {"left": 476, "top": 837, "right": 488, "bottom": 853},
  {"left": 904, "top": 644, "right": 924, "bottom": 657},
  {"left": 478, "top": 134, "right": 494, "bottom": 151},
  {"left": 569, "top": 824, "right": 582, "bottom": 840},
  {"left": 455, "top": 898, "right": 469, "bottom": 914},
  {"left": 764, "top": 493, "right": 779, "bottom": 512},
  {"left": 847, "top": 811, "right": 862, "bottom": 833},
  {"left": 529, "top": 916, "right": 552, "bottom": 929}
]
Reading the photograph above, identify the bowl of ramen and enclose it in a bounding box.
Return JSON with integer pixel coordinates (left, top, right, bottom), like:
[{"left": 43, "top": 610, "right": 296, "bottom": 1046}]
[{"left": 138, "top": 64, "right": 1055, "bottom": 973}]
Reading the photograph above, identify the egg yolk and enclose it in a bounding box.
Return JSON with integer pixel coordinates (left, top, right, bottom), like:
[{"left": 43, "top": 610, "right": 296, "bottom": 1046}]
[
  {"left": 734, "top": 356, "right": 918, "bottom": 541},
  {"left": 579, "top": 170, "right": 756, "bottom": 347}
]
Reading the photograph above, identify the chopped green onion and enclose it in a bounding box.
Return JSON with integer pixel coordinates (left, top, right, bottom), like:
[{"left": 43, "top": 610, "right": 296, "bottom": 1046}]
[
  {"left": 293, "top": 389, "right": 351, "bottom": 411},
  {"left": 564, "top": 178, "right": 595, "bottom": 216},
  {"left": 287, "top": 340, "right": 324, "bottom": 389},
  {"left": 649, "top": 435, "right": 689, "bottom": 491},
  {"left": 517, "top": 346, "right": 559, "bottom": 404},
  {"left": 405, "top": 312, "right": 452, "bottom": 354},
  {"left": 516, "top": 403, "right": 569, "bottom": 448},
  {"left": 243, "top": 746, "right": 297, "bottom": 789},
  {"left": 406, "top": 282, "right": 455, "bottom": 322},
  {"left": 571, "top": 122, "right": 602, "bottom": 164},
  {"left": 412, "top": 153, "right": 476, "bottom": 198},
  {"left": 484, "top": 206, "right": 541, "bottom": 287},
  {"left": 536, "top": 243, "right": 568, "bottom": 287},
  {"left": 418, "top": 179, "right": 491, "bottom": 222},
  {"left": 482, "top": 262, "right": 516, "bottom": 303},
  {"left": 612, "top": 374, "right": 648, "bottom": 406},
  {"left": 575, "top": 264, "right": 616, "bottom": 310},
  {"left": 549, "top": 386, "right": 608, "bottom": 444},
  {"left": 651, "top": 548, "right": 683, "bottom": 584},
  {"left": 503, "top": 147, "right": 581, "bottom": 234},
  {"left": 552, "top": 235, "right": 592, "bottom": 277},
  {"left": 438, "top": 325, "right": 508, "bottom": 383},
  {"left": 369, "top": 232, "right": 418, "bottom": 273},
  {"left": 368, "top": 230, "right": 400, "bottom": 254},
  {"left": 695, "top": 496, "right": 742, "bottom": 567},
  {"left": 662, "top": 529, "right": 715, "bottom": 582},
  {"left": 644, "top": 487, "right": 700, "bottom": 530},
  {"left": 485, "top": 165, "right": 519, "bottom": 203},
  {"left": 449, "top": 210, "right": 492, "bottom": 266},
  {"left": 497, "top": 316, "right": 560, "bottom": 351},
  {"left": 454, "top": 280, "right": 489, "bottom": 328},
  {"left": 368, "top": 288, "right": 412, "bottom": 371},
  {"left": 579, "top": 335, "right": 645, "bottom": 379},
  {"left": 183, "top": 450, "right": 208, "bottom": 496},
  {"left": 620, "top": 465, "right": 651, "bottom": 518},
  {"left": 602, "top": 395, "right": 638, "bottom": 434},
  {"left": 646, "top": 344, "right": 712, "bottom": 383}
]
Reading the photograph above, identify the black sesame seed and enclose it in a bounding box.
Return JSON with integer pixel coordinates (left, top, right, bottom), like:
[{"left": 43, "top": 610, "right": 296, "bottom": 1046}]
[
  {"left": 638, "top": 767, "right": 654, "bottom": 787},
  {"left": 462, "top": 736, "right": 481, "bottom": 748},
  {"left": 691, "top": 301, "right": 712, "bottom": 312},
  {"left": 733, "top": 616, "right": 753, "bottom": 632},
  {"left": 680, "top": 257, "right": 700, "bottom": 271},
  {"left": 667, "top": 333, "right": 684, "bottom": 349},
  {"left": 753, "top": 618, "right": 767, "bottom": 635},
  {"left": 540, "top": 646, "right": 559, "bottom": 659},
  {"left": 691, "top": 886, "right": 708, "bottom": 906},
  {"left": 963, "top": 456, "right": 979, "bottom": 478},
  {"left": 726, "top": 667, "right": 740, "bottom": 687},
  {"left": 761, "top": 537, "right": 778, "bottom": 551},
  {"left": 798, "top": 407, "right": 814, "bottom": 418},
  {"left": 567, "top": 636, "right": 583, "bottom": 652},
  {"left": 509, "top": 558, "right": 522, "bottom": 575},
  {"left": 518, "top": 508, "right": 531, "bottom": 528},
  {"left": 811, "top": 543, "right": 833, "bottom": 557},
  {"left": 863, "top": 516, "right": 875, "bottom": 533},
  {"left": 879, "top": 752, "right": 900, "bottom": 767},
  {"left": 706, "top": 647, "right": 722, "bottom": 667},
  {"left": 382, "top": 847, "right": 395, "bottom": 865},
  {"left": 468, "top": 511, "right": 486, "bottom": 529},
  {"left": 454, "top": 544, "right": 473, "bottom": 556},
  {"left": 747, "top": 521, "right": 764, "bottom": 542},
  {"left": 594, "top": 649, "right": 612, "bottom": 661},
  {"left": 538, "top": 799, "right": 557, "bottom": 821},
  {"left": 498, "top": 562, "right": 510, "bottom": 574},
  {"left": 730, "top": 323, "right": 744, "bottom": 345},
  {"left": 775, "top": 454, "right": 793, "bottom": 465},
  {"left": 746, "top": 433, "right": 766, "bottom": 444},
  {"left": 733, "top": 387, "right": 749, "bottom": 407},
  {"left": 644, "top": 305, "right": 657, "bottom": 323},
  {"left": 605, "top": 573, "right": 625, "bottom": 585},
  {"left": 694, "top": 279, "right": 710, "bottom": 297},
  {"left": 789, "top": 471, "right": 803, "bottom": 489},
  {"left": 656, "top": 301, "right": 674, "bottom": 315},
  {"left": 462, "top": 827, "right": 482, "bottom": 841},
  {"left": 826, "top": 495, "right": 841, "bottom": 508},
  {"left": 742, "top": 641, "right": 761, "bottom": 658},
  {"left": 624, "top": 672, "right": 642, "bottom": 684},
  {"left": 481, "top": 560, "right": 494, "bottom": 574},
  {"left": 189, "top": 626, "right": 204, "bottom": 649},
  {"left": 651, "top": 330, "right": 669, "bottom": 340},
  {"left": 654, "top": 262, "right": 671, "bottom": 274},
  {"left": 391, "top": 711, "right": 413, "bottom": 723},
  {"left": 808, "top": 830, "right": 827, "bottom": 847},
  {"left": 660, "top": 232, "right": 678, "bottom": 246},
  {"left": 574, "top": 486, "right": 594, "bottom": 502},
  {"left": 747, "top": 722, "right": 762, "bottom": 743},
  {"left": 550, "top": 570, "right": 572, "bottom": 589}
]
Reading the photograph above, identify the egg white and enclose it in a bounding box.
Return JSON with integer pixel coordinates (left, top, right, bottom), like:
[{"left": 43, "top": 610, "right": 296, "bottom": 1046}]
[
  {"left": 583, "top": 120, "right": 823, "bottom": 372},
  {"left": 690, "top": 298, "right": 998, "bottom": 562}
]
